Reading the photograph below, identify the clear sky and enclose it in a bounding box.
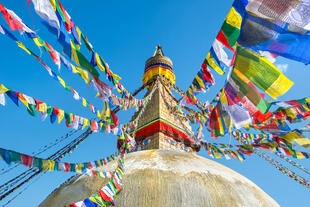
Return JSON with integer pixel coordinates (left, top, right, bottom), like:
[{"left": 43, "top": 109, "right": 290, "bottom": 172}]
[{"left": 0, "top": 0, "right": 309, "bottom": 206}]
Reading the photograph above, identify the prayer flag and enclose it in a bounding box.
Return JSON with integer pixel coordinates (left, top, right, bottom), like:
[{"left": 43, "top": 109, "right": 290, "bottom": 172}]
[
  {"left": 30, "top": 0, "right": 60, "bottom": 33},
  {"left": 238, "top": 11, "right": 310, "bottom": 64},
  {"left": 0, "top": 4, "right": 23, "bottom": 31},
  {"left": 229, "top": 67, "right": 270, "bottom": 114},
  {"left": 246, "top": 0, "right": 310, "bottom": 30},
  {"left": 234, "top": 47, "right": 293, "bottom": 99},
  {"left": 222, "top": 86, "right": 252, "bottom": 129},
  {"left": 280, "top": 130, "right": 310, "bottom": 149}
]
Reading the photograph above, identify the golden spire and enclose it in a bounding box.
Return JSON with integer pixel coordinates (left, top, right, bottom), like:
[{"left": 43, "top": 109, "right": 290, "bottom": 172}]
[
  {"left": 153, "top": 44, "right": 164, "bottom": 56},
  {"left": 143, "top": 45, "right": 175, "bottom": 85}
]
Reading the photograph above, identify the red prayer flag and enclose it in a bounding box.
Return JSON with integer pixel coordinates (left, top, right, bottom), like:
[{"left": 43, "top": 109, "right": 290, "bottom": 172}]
[
  {"left": 0, "top": 3, "right": 24, "bottom": 31},
  {"left": 201, "top": 61, "right": 214, "bottom": 84},
  {"left": 21, "top": 154, "right": 33, "bottom": 167},
  {"left": 98, "top": 190, "right": 112, "bottom": 203},
  {"left": 216, "top": 30, "right": 235, "bottom": 52}
]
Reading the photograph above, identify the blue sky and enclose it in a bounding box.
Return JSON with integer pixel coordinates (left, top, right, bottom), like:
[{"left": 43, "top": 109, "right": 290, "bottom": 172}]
[{"left": 0, "top": 0, "right": 309, "bottom": 206}]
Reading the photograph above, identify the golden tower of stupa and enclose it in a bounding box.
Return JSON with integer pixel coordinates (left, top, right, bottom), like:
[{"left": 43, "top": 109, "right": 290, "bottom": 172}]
[{"left": 132, "top": 45, "right": 198, "bottom": 152}]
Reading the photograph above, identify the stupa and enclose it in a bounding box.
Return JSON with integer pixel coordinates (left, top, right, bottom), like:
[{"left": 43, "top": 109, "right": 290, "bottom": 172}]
[{"left": 39, "top": 46, "right": 280, "bottom": 207}]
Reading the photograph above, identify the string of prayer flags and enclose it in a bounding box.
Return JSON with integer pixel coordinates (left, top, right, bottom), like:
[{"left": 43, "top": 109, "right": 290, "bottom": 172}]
[
  {"left": 84, "top": 169, "right": 114, "bottom": 179},
  {"left": 29, "top": 0, "right": 141, "bottom": 104},
  {"left": 231, "top": 129, "right": 310, "bottom": 159},
  {"left": 231, "top": 130, "right": 271, "bottom": 144},
  {"left": 275, "top": 153, "right": 310, "bottom": 175},
  {"left": 201, "top": 142, "right": 247, "bottom": 161},
  {"left": 0, "top": 4, "right": 93, "bottom": 86},
  {"left": 255, "top": 149, "right": 310, "bottom": 189},
  {"left": 182, "top": 0, "right": 248, "bottom": 105},
  {"left": 233, "top": 47, "right": 294, "bottom": 99},
  {"left": 0, "top": 3, "right": 115, "bottom": 104},
  {"left": 0, "top": 21, "right": 147, "bottom": 118},
  {"left": 0, "top": 30, "right": 104, "bottom": 118},
  {"left": 279, "top": 130, "right": 310, "bottom": 149},
  {"left": 67, "top": 158, "right": 125, "bottom": 207},
  {"left": 0, "top": 147, "right": 120, "bottom": 173},
  {"left": 272, "top": 98, "right": 310, "bottom": 110},
  {"left": 110, "top": 93, "right": 145, "bottom": 111},
  {"left": 0, "top": 83, "right": 117, "bottom": 132},
  {"left": 273, "top": 101, "right": 310, "bottom": 123},
  {"left": 203, "top": 0, "right": 248, "bottom": 74}
]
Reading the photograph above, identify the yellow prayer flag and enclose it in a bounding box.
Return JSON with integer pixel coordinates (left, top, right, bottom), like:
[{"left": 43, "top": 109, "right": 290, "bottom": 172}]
[
  {"left": 195, "top": 74, "right": 205, "bottom": 89},
  {"left": 206, "top": 52, "right": 224, "bottom": 75},
  {"left": 295, "top": 151, "right": 305, "bottom": 159},
  {"left": 82, "top": 98, "right": 87, "bottom": 107},
  {"left": 33, "top": 38, "right": 44, "bottom": 47},
  {"left": 219, "top": 89, "right": 228, "bottom": 105},
  {"left": 225, "top": 7, "right": 242, "bottom": 29},
  {"left": 97, "top": 110, "right": 101, "bottom": 118},
  {"left": 48, "top": 160, "right": 56, "bottom": 171},
  {"left": 234, "top": 47, "right": 293, "bottom": 99},
  {"left": 0, "top": 84, "right": 9, "bottom": 94},
  {"left": 16, "top": 41, "right": 31, "bottom": 55},
  {"left": 42, "top": 160, "right": 49, "bottom": 171},
  {"left": 112, "top": 73, "right": 121, "bottom": 81},
  {"left": 101, "top": 102, "right": 111, "bottom": 120},
  {"left": 89, "top": 197, "right": 105, "bottom": 206},
  {"left": 71, "top": 64, "right": 78, "bottom": 73},
  {"left": 82, "top": 119, "right": 89, "bottom": 129},
  {"left": 49, "top": 0, "right": 57, "bottom": 10},
  {"left": 70, "top": 40, "right": 80, "bottom": 66},
  {"left": 75, "top": 163, "right": 83, "bottom": 174},
  {"left": 303, "top": 103, "right": 310, "bottom": 112},
  {"left": 57, "top": 76, "right": 66, "bottom": 88},
  {"left": 280, "top": 131, "right": 310, "bottom": 148},
  {"left": 38, "top": 102, "right": 47, "bottom": 113},
  {"left": 76, "top": 27, "right": 82, "bottom": 41},
  {"left": 234, "top": 151, "right": 244, "bottom": 162},
  {"left": 95, "top": 53, "right": 106, "bottom": 72},
  {"left": 57, "top": 109, "right": 65, "bottom": 124},
  {"left": 116, "top": 85, "right": 122, "bottom": 94},
  {"left": 266, "top": 73, "right": 294, "bottom": 100},
  {"left": 72, "top": 65, "right": 90, "bottom": 84},
  {"left": 214, "top": 151, "right": 222, "bottom": 159},
  {"left": 99, "top": 172, "right": 105, "bottom": 178}
]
